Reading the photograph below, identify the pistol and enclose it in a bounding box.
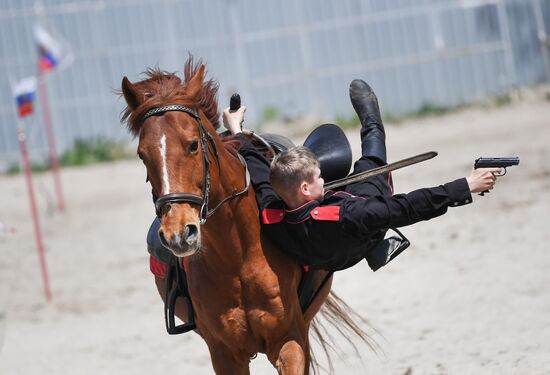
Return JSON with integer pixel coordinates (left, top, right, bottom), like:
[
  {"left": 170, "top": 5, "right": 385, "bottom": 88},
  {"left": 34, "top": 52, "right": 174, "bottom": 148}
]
[
  {"left": 474, "top": 157, "right": 520, "bottom": 176},
  {"left": 474, "top": 157, "right": 519, "bottom": 195}
]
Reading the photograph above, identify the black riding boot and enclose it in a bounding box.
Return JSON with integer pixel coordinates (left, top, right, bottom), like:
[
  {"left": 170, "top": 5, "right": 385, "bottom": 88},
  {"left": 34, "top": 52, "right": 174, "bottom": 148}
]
[{"left": 349, "top": 79, "right": 387, "bottom": 165}]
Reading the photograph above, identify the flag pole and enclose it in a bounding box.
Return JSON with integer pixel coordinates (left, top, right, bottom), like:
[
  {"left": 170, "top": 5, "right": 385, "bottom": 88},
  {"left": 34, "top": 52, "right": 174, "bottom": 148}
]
[
  {"left": 17, "top": 120, "right": 53, "bottom": 302},
  {"left": 37, "top": 69, "right": 65, "bottom": 212}
]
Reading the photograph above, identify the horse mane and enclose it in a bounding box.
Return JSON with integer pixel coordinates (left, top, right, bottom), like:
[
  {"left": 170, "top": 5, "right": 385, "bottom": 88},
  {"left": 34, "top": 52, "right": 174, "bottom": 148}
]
[{"left": 121, "top": 55, "right": 221, "bottom": 136}]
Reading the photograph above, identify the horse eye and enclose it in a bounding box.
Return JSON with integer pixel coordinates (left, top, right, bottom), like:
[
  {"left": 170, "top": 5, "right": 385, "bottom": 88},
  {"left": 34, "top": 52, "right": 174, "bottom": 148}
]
[{"left": 189, "top": 140, "right": 199, "bottom": 153}]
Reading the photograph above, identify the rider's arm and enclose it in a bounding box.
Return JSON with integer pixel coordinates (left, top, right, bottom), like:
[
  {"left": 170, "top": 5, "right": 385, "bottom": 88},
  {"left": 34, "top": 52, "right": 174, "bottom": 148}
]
[
  {"left": 223, "top": 107, "right": 281, "bottom": 210},
  {"left": 339, "top": 178, "right": 473, "bottom": 233},
  {"left": 235, "top": 134, "right": 281, "bottom": 210}
]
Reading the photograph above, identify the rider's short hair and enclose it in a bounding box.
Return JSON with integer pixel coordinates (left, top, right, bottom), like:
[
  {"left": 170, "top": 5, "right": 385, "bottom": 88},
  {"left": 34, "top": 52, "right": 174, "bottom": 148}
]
[{"left": 270, "top": 146, "right": 320, "bottom": 200}]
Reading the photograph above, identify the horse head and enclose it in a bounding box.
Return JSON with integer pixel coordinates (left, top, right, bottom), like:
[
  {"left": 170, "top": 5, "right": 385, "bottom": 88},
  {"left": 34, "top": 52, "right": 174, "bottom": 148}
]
[{"left": 121, "top": 58, "right": 224, "bottom": 257}]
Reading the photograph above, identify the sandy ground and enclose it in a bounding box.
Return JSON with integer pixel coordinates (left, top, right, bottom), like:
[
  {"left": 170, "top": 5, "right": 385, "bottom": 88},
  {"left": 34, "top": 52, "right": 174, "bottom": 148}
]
[{"left": 0, "top": 89, "right": 549, "bottom": 375}]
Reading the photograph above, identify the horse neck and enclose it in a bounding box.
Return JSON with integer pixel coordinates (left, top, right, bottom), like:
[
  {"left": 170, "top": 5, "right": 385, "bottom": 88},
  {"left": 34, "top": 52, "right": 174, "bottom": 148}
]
[
  {"left": 205, "top": 132, "right": 243, "bottom": 206},
  {"left": 198, "top": 136, "right": 261, "bottom": 270},
  {"left": 208, "top": 136, "right": 256, "bottom": 222}
]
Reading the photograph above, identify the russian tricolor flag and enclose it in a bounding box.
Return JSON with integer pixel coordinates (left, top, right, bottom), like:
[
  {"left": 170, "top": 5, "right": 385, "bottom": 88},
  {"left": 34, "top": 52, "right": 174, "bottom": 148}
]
[
  {"left": 38, "top": 46, "right": 59, "bottom": 72},
  {"left": 13, "top": 77, "right": 37, "bottom": 118},
  {"left": 34, "top": 25, "right": 62, "bottom": 73}
]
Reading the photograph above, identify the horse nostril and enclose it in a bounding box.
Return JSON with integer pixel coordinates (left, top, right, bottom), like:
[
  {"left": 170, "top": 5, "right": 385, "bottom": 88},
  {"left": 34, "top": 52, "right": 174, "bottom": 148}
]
[
  {"left": 158, "top": 229, "right": 169, "bottom": 248},
  {"left": 184, "top": 224, "right": 199, "bottom": 245}
]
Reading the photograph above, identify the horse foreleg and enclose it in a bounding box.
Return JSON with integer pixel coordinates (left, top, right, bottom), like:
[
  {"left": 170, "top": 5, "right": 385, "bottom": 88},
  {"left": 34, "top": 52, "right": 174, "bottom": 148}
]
[
  {"left": 268, "top": 337, "right": 309, "bottom": 375},
  {"left": 207, "top": 343, "right": 250, "bottom": 375}
]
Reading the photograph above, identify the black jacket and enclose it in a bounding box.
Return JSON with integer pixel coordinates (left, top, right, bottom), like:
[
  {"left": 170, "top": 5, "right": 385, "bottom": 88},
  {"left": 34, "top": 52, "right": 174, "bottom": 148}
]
[{"left": 237, "top": 134, "right": 472, "bottom": 271}]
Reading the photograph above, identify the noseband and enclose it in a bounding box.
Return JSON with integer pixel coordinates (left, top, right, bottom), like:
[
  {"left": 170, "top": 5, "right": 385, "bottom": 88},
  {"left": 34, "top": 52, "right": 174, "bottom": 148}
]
[{"left": 143, "top": 105, "right": 249, "bottom": 224}]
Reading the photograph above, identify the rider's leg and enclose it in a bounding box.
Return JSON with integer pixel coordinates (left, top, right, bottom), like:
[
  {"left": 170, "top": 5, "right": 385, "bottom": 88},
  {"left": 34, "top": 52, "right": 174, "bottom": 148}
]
[
  {"left": 346, "top": 80, "right": 410, "bottom": 272},
  {"left": 345, "top": 79, "right": 392, "bottom": 197},
  {"left": 350, "top": 79, "right": 387, "bottom": 165}
]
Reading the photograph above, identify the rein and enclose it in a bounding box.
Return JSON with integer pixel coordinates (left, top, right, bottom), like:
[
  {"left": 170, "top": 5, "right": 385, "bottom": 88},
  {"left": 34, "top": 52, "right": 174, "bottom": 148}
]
[{"left": 143, "top": 105, "right": 250, "bottom": 224}]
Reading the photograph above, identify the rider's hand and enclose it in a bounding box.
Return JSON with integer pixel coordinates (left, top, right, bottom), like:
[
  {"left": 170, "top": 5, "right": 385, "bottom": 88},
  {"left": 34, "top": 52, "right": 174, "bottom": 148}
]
[
  {"left": 466, "top": 167, "right": 502, "bottom": 193},
  {"left": 223, "top": 106, "right": 246, "bottom": 135}
]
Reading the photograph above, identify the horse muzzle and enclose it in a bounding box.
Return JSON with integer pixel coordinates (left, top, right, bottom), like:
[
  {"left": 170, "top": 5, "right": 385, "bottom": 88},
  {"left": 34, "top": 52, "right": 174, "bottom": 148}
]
[{"left": 158, "top": 223, "right": 201, "bottom": 257}]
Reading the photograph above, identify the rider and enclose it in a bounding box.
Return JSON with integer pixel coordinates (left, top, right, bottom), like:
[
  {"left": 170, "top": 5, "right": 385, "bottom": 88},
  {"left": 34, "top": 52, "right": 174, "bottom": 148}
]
[{"left": 223, "top": 79, "right": 501, "bottom": 272}]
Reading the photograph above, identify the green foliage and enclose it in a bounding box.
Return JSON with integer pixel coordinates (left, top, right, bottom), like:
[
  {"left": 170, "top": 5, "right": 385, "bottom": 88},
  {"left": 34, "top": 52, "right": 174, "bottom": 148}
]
[
  {"left": 3, "top": 137, "right": 132, "bottom": 175},
  {"left": 6, "top": 163, "right": 21, "bottom": 175},
  {"left": 60, "top": 137, "right": 131, "bottom": 166},
  {"left": 61, "top": 138, "right": 104, "bottom": 166},
  {"left": 261, "top": 105, "right": 281, "bottom": 123},
  {"left": 413, "top": 102, "right": 452, "bottom": 117},
  {"left": 545, "top": 92, "right": 550, "bottom": 102},
  {"left": 333, "top": 103, "right": 452, "bottom": 129},
  {"left": 332, "top": 94, "right": 517, "bottom": 129},
  {"left": 381, "top": 111, "right": 402, "bottom": 124},
  {"left": 30, "top": 163, "right": 51, "bottom": 173},
  {"left": 334, "top": 113, "right": 360, "bottom": 129},
  {"left": 6, "top": 161, "right": 53, "bottom": 175},
  {"left": 493, "top": 93, "right": 512, "bottom": 107}
]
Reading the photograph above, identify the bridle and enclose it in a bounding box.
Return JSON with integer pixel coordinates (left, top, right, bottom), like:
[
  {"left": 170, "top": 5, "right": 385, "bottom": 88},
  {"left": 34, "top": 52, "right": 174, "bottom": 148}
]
[{"left": 143, "top": 105, "right": 250, "bottom": 224}]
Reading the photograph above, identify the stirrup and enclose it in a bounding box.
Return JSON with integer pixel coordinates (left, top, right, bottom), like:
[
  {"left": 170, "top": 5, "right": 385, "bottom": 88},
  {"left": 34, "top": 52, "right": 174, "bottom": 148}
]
[
  {"left": 164, "top": 257, "right": 197, "bottom": 335},
  {"left": 366, "top": 228, "right": 410, "bottom": 271}
]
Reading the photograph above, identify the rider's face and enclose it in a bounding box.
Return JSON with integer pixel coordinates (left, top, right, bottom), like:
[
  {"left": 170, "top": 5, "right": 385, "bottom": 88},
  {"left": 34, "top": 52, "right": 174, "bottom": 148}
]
[{"left": 306, "top": 167, "right": 324, "bottom": 200}]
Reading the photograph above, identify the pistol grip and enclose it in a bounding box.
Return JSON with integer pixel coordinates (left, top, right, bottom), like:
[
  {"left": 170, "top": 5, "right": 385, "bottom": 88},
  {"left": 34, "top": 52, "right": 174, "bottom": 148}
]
[
  {"left": 229, "top": 93, "right": 241, "bottom": 111},
  {"left": 229, "top": 93, "right": 242, "bottom": 130},
  {"left": 478, "top": 190, "right": 489, "bottom": 196}
]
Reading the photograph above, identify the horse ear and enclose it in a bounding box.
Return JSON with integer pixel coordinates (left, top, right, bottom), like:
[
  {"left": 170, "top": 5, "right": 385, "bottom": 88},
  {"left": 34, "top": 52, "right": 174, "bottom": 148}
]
[
  {"left": 121, "top": 76, "right": 143, "bottom": 110},
  {"left": 185, "top": 64, "right": 205, "bottom": 101}
]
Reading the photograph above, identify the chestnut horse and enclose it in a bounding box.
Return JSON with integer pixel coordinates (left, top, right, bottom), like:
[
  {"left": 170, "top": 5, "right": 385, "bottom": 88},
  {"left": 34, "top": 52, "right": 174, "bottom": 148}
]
[{"left": 120, "top": 57, "right": 368, "bottom": 374}]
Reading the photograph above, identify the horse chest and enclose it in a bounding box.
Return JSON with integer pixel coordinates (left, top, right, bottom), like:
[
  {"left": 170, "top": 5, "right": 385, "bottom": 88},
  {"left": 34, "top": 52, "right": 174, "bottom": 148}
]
[
  {"left": 242, "top": 276, "right": 287, "bottom": 333},
  {"left": 186, "top": 244, "right": 293, "bottom": 351},
  {"left": 192, "top": 275, "right": 284, "bottom": 348},
  {"left": 190, "top": 280, "right": 251, "bottom": 337}
]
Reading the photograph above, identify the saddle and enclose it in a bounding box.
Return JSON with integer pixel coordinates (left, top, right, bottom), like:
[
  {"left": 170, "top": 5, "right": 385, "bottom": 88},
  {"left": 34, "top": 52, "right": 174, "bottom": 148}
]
[
  {"left": 303, "top": 123, "right": 352, "bottom": 182},
  {"left": 261, "top": 123, "right": 353, "bottom": 181}
]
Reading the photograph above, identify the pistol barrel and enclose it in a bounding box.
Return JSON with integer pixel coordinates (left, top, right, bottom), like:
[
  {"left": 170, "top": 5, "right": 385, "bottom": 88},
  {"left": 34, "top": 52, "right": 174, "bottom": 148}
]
[{"left": 474, "top": 157, "right": 520, "bottom": 169}]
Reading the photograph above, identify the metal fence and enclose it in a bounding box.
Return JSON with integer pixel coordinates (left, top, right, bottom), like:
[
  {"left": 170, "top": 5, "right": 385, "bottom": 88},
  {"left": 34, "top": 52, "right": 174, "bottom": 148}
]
[{"left": 0, "top": 0, "right": 549, "bottom": 169}]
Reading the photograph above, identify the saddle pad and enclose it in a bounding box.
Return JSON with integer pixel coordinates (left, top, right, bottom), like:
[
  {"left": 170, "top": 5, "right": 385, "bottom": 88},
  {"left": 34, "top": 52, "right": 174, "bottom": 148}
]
[{"left": 147, "top": 217, "right": 173, "bottom": 278}]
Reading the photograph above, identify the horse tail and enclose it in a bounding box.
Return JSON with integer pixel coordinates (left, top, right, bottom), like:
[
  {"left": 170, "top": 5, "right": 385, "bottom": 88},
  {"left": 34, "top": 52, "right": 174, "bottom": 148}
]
[{"left": 309, "top": 291, "right": 381, "bottom": 374}]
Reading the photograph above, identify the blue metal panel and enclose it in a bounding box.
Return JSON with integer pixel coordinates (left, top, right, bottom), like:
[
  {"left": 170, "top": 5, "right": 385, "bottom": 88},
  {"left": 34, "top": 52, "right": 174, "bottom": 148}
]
[{"left": 0, "top": 0, "right": 548, "bottom": 167}]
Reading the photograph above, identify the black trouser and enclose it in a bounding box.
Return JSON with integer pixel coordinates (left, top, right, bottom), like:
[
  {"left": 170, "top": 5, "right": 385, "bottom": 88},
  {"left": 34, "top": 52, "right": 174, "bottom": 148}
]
[
  {"left": 343, "top": 136, "right": 407, "bottom": 272},
  {"left": 345, "top": 156, "right": 393, "bottom": 197}
]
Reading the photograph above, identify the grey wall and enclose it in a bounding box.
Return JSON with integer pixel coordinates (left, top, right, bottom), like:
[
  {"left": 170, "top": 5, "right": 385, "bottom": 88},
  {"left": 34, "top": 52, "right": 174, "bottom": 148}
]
[{"left": 0, "top": 0, "right": 548, "bottom": 168}]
